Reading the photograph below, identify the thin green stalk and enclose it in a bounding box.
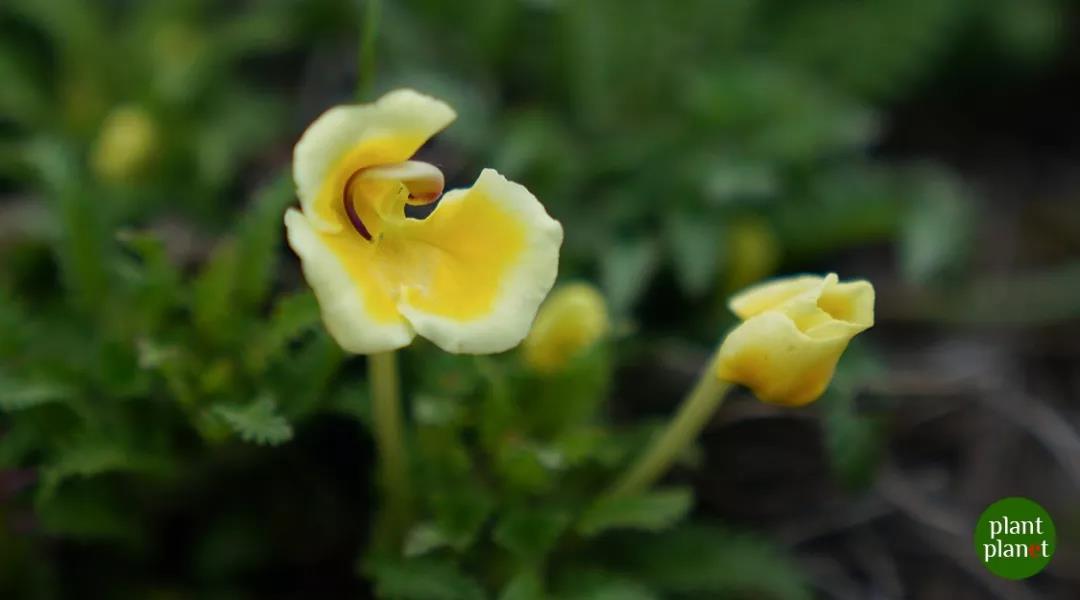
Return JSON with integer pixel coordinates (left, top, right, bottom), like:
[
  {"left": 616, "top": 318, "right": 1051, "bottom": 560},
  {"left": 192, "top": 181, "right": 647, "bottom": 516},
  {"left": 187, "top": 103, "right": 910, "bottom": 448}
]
[
  {"left": 607, "top": 356, "right": 732, "bottom": 498},
  {"left": 357, "top": 0, "right": 382, "bottom": 101},
  {"left": 370, "top": 350, "right": 411, "bottom": 544}
]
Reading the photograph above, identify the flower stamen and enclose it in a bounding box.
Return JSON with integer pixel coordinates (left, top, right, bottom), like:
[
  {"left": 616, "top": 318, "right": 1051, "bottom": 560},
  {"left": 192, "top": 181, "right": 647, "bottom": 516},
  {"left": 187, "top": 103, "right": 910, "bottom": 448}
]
[
  {"left": 364, "top": 160, "right": 445, "bottom": 205},
  {"left": 342, "top": 170, "right": 373, "bottom": 241},
  {"left": 341, "top": 160, "right": 446, "bottom": 241}
]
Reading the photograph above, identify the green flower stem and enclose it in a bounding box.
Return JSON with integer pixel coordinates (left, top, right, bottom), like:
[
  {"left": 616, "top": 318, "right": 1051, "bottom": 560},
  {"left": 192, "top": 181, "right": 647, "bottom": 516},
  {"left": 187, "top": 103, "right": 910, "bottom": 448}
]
[
  {"left": 357, "top": 0, "right": 381, "bottom": 101},
  {"left": 370, "top": 350, "right": 411, "bottom": 543},
  {"left": 607, "top": 355, "right": 732, "bottom": 498}
]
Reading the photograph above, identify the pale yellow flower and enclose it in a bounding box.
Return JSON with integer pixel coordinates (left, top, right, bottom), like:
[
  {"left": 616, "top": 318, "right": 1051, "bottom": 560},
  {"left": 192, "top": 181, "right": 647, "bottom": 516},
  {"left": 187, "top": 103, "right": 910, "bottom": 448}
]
[
  {"left": 286, "top": 89, "right": 563, "bottom": 354},
  {"left": 92, "top": 105, "right": 158, "bottom": 182},
  {"left": 715, "top": 273, "right": 874, "bottom": 406},
  {"left": 522, "top": 283, "right": 609, "bottom": 373}
]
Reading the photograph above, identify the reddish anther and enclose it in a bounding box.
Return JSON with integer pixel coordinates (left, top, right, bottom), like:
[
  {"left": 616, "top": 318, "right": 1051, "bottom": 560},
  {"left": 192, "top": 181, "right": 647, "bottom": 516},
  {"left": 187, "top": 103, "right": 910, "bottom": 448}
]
[{"left": 342, "top": 170, "right": 373, "bottom": 241}]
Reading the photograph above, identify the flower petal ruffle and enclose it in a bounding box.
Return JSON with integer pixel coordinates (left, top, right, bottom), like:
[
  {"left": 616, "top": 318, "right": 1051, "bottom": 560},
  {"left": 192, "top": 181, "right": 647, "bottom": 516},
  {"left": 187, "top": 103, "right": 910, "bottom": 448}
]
[{"left": 390, "top": 169, "right": 563, "bottom": 353}]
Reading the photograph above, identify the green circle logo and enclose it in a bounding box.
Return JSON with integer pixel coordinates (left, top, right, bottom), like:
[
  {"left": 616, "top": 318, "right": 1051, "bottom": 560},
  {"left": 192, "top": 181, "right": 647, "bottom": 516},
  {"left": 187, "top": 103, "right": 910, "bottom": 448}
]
[{"left": 974, "top": 497, "right": 1055, "bottom": 579}]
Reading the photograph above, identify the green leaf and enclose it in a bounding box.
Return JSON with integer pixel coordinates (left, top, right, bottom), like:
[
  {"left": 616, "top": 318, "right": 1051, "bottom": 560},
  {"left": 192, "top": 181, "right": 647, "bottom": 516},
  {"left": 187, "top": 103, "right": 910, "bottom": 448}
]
[
  {"left": 498, "top": 570, "right": 543, "bottom": 600},
  {"left": 555, "top": 569, "right": 659, "bottom": 600},
  {"left": 577, "top": 488, "right": 692, "bottom": 537},
  {"left": 37, "top": 437, "right": 168, "bottom": 500},
  {"left": 192, "top": 240, "right": 240, "bottom": 341},
  {"left": 601, "top": 237, "right": 660, "bottom": 314},
  {"left": 771, "top": 0, "right": 962, "bottom": 101},
  {"left": 493, "top": 506, "right": 571, "bottom": 564},
  {"left": 520, "top": 344, "right": 611, "bottom": 436},
  {"left": 428, "top": 485, "right": 493, "bottom": 552},
  {"left": 247, "top": 291, "right": 321, "bottom": 372},
  {"left": 234, "top": 174, "right": 295, "bottom": 307},
  {"left": 56, "top": 186, "right": 112, "bottom": 317},
  {"left": 0, "top": 41, "right": 48, "bottom": 126},
  {"left": 116, "top": 230, "right": 182, "bottom": 329},
  {"left": 493, "top": 441, "right": 557, "bottom": 494},
  {"left": 617, "top": 524, "right": 810, "bottom": 599},
  {"left": 370, "top": 557, "right": 486, "bottom": 600},
  {"left": 0, "top": 373, "right": 74, "bottom": 412},
  {"left": 212, "top": 397, "right": 293, "bottom": 446},
  {"left": 195, "top": 93, "right": 286, "bottom": 191},
  {"left": 899, "top": 168, "right": 974, "bottom": 285},
  {"left": 275, "top": 332, "right": 343, "bottom": 418},
  {"left": 665, "top": 212, "right": 721, "bottom": 298},
  {"left": 820, "top": 343, "right": 887, "bottom": 489},
  {"left": 404, "top": 523, "right": 453, "bottom": 557}
]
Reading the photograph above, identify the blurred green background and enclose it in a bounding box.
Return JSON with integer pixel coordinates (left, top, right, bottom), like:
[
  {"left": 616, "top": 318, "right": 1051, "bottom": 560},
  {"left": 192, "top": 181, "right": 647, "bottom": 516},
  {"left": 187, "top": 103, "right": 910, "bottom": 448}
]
[{"left": 2, "top": 0, "right": 1079, "bottom": 598}]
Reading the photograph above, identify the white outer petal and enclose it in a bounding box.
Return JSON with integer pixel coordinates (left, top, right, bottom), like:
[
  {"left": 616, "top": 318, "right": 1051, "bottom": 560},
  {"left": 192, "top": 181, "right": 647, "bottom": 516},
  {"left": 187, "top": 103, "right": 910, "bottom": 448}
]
[
  {"left": 398, "top": 169, "right": 564, "bottom": 354},
  {"left": 284, "top": 208, "right": 415, "bottom": 353},
  {"left": 293, "top": 89, "right": 456, "bottom": 231}
]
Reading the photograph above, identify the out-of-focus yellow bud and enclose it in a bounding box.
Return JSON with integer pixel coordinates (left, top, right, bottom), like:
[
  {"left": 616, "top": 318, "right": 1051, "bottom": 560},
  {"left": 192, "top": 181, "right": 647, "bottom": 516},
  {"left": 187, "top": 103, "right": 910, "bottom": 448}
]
[
  {"left": 716, "top": 273, "right": 874, "bottom": 406},
  {"left": 92, "top": 105, "right": 158, "bottom": 183},
  {"left": 724, "top": 217, "right": 780, "bottom": 293},
  {"left": 522, "top": 283, "right": 609, "bottom": 373}
]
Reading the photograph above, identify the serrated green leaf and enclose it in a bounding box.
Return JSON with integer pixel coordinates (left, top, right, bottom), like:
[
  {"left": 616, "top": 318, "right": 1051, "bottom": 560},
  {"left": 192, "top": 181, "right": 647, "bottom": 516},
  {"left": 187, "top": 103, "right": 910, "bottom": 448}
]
[
  {"left": 212, "top": 397, "right": 293, "bottom": 446},
  {"left": 370, "top": 557, "right": 486, "bottom": 600},
  {"left": 577, "top": 488, "right": 692, "bottom": 537}
]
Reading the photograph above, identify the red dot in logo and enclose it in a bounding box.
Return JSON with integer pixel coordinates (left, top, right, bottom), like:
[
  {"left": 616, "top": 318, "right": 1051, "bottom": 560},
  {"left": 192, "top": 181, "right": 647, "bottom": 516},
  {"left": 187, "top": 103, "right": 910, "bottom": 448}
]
[{"left": 1029, "top": 543, "right": 1041, "bottom": 558}]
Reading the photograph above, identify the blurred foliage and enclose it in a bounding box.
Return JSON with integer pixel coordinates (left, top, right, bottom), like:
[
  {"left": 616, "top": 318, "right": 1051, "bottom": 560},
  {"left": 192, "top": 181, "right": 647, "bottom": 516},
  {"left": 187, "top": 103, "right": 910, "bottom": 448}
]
[{"left": 0, "top": 0, "right": 1072, "bottom": 597}]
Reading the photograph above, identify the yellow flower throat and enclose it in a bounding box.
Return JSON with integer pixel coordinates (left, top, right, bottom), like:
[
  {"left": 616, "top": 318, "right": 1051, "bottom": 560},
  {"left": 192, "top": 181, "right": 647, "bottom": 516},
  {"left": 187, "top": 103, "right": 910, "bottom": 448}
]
[{"left": 340, "top": 160, "right": 446, "bottom": 242}]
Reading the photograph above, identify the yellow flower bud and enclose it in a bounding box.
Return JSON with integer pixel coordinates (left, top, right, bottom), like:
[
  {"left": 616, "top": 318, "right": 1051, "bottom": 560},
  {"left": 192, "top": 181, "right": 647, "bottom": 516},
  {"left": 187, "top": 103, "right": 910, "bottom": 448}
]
[
  {"left": 716, "top": 273, "right": 874, "bottom": 406},
  {"left": 92, "top": 105, "right": 158, "bottom": 183},
  {"left": 522, "top": 283, "right": 609, "bottom": 373}
]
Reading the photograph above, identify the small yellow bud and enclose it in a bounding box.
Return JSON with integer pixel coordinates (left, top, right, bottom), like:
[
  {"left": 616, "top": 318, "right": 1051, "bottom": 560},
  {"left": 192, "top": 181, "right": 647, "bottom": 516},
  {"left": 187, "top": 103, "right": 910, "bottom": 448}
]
[
  {"left": 716, "top": 273, "right": 874, "bottom": 406},
  {"left": 522, "top": 283, "right": 610, "bottom": 373},
  {"left": 92, "top": 105, "right": 158, "bottom": 183}
]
